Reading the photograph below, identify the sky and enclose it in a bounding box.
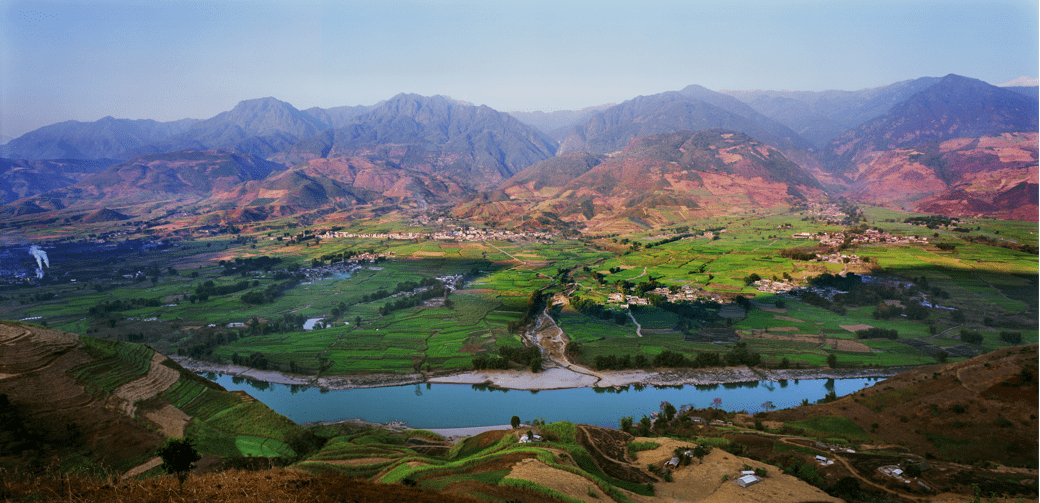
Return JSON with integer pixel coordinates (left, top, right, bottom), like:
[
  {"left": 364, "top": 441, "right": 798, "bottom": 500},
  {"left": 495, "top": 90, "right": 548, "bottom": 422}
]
[{"left": 2, "top": 0, "right": 1038, "bottom": 138}]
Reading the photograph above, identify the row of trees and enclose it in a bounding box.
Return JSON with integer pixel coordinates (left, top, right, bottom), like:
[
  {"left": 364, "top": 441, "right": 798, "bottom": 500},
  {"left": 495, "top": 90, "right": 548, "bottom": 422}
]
[
  {"left": 377, "top": 283, "right": 446, "bottom": 316},
  {"left": 241, "top": 278, "right": 300, "bottom": 305},
  {"left": 569, "top": 296, "right": 629, "bottom": 325},
  {"left": 855, "top": 327, "right": 898, "bottom": 340},
  {"left": 472, "top": 345, "right": 544, "bottom": 373},
  {"left": 87, "top": 297, "right": 161, "bottom": 317},
  {"left": 594, "top": 343, "right": 761, "bottom": 371}
]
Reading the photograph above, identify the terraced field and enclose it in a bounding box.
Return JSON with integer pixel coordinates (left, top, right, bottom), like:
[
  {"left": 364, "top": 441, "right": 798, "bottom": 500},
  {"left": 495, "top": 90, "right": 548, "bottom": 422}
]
[{"left": 0, "top": 323, "right": 312, "bottom": 472}]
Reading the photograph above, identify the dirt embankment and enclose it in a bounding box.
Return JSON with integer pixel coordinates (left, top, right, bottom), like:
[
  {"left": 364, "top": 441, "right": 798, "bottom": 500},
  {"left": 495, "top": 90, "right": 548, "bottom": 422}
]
[
  {"left": 628, "top": 440, "right": 843, "bottom": 503},
  {"left": 576, "top": 425, "right": 656, "bottom": 484}
]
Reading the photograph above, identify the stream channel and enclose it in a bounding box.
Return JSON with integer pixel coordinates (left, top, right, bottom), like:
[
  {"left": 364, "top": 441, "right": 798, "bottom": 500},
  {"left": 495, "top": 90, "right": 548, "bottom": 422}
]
[{"left": 205, "top": 374, "right": 879, "bottom": 429}]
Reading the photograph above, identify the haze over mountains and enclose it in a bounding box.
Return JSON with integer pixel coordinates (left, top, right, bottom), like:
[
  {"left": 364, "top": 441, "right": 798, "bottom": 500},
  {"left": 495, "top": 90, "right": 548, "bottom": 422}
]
[{"left": 1, "top": 74, "right": 1036, "bottom": 226}]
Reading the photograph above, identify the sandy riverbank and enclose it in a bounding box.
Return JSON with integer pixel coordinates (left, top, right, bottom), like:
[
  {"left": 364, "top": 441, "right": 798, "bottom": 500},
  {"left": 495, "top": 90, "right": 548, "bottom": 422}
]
[{"left": 172, "top": 356, "right": 908, "bottom": 392}]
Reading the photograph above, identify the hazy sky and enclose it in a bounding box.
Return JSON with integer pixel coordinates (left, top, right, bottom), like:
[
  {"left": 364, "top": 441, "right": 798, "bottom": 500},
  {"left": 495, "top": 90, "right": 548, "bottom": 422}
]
[{"left": 2, "top": 0, "right": 1037, "bottom": 138}]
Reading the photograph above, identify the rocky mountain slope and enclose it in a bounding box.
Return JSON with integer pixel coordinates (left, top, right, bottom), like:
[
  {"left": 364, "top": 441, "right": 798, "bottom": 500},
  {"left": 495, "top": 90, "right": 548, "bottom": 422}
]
[
  {"left": 278, "top": 94, "right": 558, "bottom": 190},
  {"left": 556, "top": 86, "right": 814, "bottom": 157},
  {"left": 13, "top": 150, "right": 286, "bottom": 213},
  {"left": 723, "top": 77, "right": 943, "bottom": 148},
  {"left": 812, "top": 75, "right": 1038, "bottom": 219},
  {"left": 457, "top": 129, "right": 824, "bottom": 232},
  {"left": 0, "top": 158, "right": 115, "bottom": 203},
  {"left": 123, "top": 97, "right": 329, "bottom": 159}
]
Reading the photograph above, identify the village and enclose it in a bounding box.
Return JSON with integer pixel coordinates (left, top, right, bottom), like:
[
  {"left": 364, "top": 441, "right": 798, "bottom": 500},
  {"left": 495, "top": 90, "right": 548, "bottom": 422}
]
[
  {"left": 316, "top": 226, "right": 556, "bottom": 243},
  {"left": 792, "top": 228, "right": 930, "bottom": 247}
]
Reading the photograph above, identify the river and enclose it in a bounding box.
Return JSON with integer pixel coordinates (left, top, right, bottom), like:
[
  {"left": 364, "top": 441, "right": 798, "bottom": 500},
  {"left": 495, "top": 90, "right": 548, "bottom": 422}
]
[{"left": 206, "top": 374, "right": 879, "bottom": 428}]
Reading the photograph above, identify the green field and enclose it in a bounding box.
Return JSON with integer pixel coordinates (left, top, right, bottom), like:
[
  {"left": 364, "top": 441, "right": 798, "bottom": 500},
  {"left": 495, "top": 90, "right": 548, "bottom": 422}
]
[{"left": 3, "top": 203, "right": 1035, "bottom": 378}]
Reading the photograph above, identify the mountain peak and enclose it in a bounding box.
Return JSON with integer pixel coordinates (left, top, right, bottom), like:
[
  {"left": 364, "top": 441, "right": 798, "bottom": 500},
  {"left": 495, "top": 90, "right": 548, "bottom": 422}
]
[
  {"left": 228, "top": 97, "right": 299, "bottom": 114},
  {"left": 220, "top": 97, "right": 326, "bottom": 139}
]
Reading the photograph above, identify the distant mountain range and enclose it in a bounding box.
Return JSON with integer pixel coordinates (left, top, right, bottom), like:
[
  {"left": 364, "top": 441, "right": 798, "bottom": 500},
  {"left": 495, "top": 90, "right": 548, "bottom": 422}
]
[
  {"left": 1, "top": 74, "right": 1036, "bottom": 225},
  {"left": 277, "top": 94, "right": 558, "bottom": 189},
  {"left": 722, "top": 77, "right": 944, "bottom": 148},
  {"left": 0, "top": 117, "right": 199, "bottom": 160},
  {"left": 556, "top": 85, "right": 815, "bottom": 157},
  {"left": 507, "top": 104, "right": 615, "bottom": 134}
]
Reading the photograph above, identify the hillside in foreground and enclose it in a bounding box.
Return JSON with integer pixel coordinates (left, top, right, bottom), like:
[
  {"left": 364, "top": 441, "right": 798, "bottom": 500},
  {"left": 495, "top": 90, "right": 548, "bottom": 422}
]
[
  {"left": 0, "top": 322, "right": 314, "bottom": 475},
  {"left": 3, "top": 321, "right": 1036, "bottom": 502},
  {"left": 767, "top": 343, "right": 1038, "bottom": 467}
]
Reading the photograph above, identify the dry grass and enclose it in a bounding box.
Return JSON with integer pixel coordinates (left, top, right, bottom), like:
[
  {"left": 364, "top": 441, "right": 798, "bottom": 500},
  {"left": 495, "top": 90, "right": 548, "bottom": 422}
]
[{"left": 0, "top": 469, "right": 488, "bottom": 503}]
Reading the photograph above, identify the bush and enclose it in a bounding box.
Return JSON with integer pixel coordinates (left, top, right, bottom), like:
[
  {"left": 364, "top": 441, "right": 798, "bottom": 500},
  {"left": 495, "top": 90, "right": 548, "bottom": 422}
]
[
  {"left": 156, "top": 437, "right": 201, "bottom": 487},
  {"left": 960, "top": 330, "right": 983, "bottom": 345},
  {"left": 855, "top": 327, "right": 898, "bottom": 340}
]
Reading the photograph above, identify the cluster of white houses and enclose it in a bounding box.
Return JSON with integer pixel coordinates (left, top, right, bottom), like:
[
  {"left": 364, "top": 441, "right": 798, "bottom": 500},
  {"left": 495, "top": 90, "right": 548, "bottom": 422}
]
[
  {"left": 793, "top": 229, "right": 929, "bottom": 247},
  {"left": 607, "top": 285, "right": 726, "bottom": 306},
  {"left": 316, "top": 227, "right": 555, "bottom": 242}
]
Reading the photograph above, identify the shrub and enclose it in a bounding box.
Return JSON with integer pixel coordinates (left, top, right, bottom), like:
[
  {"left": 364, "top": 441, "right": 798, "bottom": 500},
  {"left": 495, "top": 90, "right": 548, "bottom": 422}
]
[
  {"left": 960, "top": 330, "right": 983, "bottom": 345},
  {"left": 856, "top": 327, "right": 898, "bottom": 340}
]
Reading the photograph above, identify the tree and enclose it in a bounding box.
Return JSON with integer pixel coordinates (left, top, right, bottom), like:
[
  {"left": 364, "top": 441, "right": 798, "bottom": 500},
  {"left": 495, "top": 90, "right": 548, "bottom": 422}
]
[
  {"left": 530, "top": 356, "right": 543, "bottom": 373},
  {"left": 904, "top": 464, "right": 922, "bottom": 478},
  {"left": 960, "top": 329, "right": 984, "bottom": 345},
  {"left": 511, "top": 415, "right": 521, "bottom": 429},
  {"left": 619, "top": 416, "right": 634, "bottom": 433},
  {"left": 660, "top": 401, "right": 676, "bottom": 422},
  {"left": 156, "top": 437, "right": 201, "bottom": 488},
  {"left": 935, "top": 350, "right": 948, "bottom": 364},
  {"left": 826, "top": 353, "right": 837, "bottom": 368}
]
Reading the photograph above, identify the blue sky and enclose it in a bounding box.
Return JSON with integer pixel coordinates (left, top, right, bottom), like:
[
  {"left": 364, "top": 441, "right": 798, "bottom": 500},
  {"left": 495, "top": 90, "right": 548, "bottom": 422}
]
[{"left": 2, "top": 0, "right": 1037, "bottom": 138}]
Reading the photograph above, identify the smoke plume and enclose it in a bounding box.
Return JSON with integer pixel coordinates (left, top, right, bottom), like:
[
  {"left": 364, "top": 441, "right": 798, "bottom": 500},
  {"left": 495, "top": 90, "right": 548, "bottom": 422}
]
[{"left": 29, "top": 245, "right": 49, "bottom": 279}]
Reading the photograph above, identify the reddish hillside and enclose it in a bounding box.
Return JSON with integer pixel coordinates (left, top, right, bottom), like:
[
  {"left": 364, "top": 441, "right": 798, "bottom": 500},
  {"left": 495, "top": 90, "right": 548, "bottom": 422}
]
[
  {"left": 838, "top": 133, "right": 1038, "bottom": 220},
  {"left": 461, "top": 129, "right": 825, "bottom": 232}
]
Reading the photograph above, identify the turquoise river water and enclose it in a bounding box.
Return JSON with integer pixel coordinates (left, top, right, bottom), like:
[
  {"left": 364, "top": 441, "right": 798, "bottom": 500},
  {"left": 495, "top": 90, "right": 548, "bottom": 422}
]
[{"left": 206, "top": 374, "right": 879, "bottom": 429}]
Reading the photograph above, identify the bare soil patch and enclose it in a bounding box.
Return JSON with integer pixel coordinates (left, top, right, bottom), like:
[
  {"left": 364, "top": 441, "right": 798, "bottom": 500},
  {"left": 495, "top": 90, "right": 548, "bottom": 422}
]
[
  {"left": 772, "top": 315, "right": 805, "bottom": 323},
  {"left": 830, "top": 339, "right": 872, "bottom": 352},
  {"left": 506, "top": 458, "right": 603, "bottom": 502},
  {"left": 143, "top": 404, "right": 190, "bottom": 437},
  {"left": 840, "top": 323, "right": 874, "bottom": 332},
  {"left": 112, "top": 353, "right": 181, "bottom": 415},
  {"left": 629, "top": 443, "right": 842, "bottom": 503},
  {"left": 319, "top": 457, "right": 393, "bottom": 466}
]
